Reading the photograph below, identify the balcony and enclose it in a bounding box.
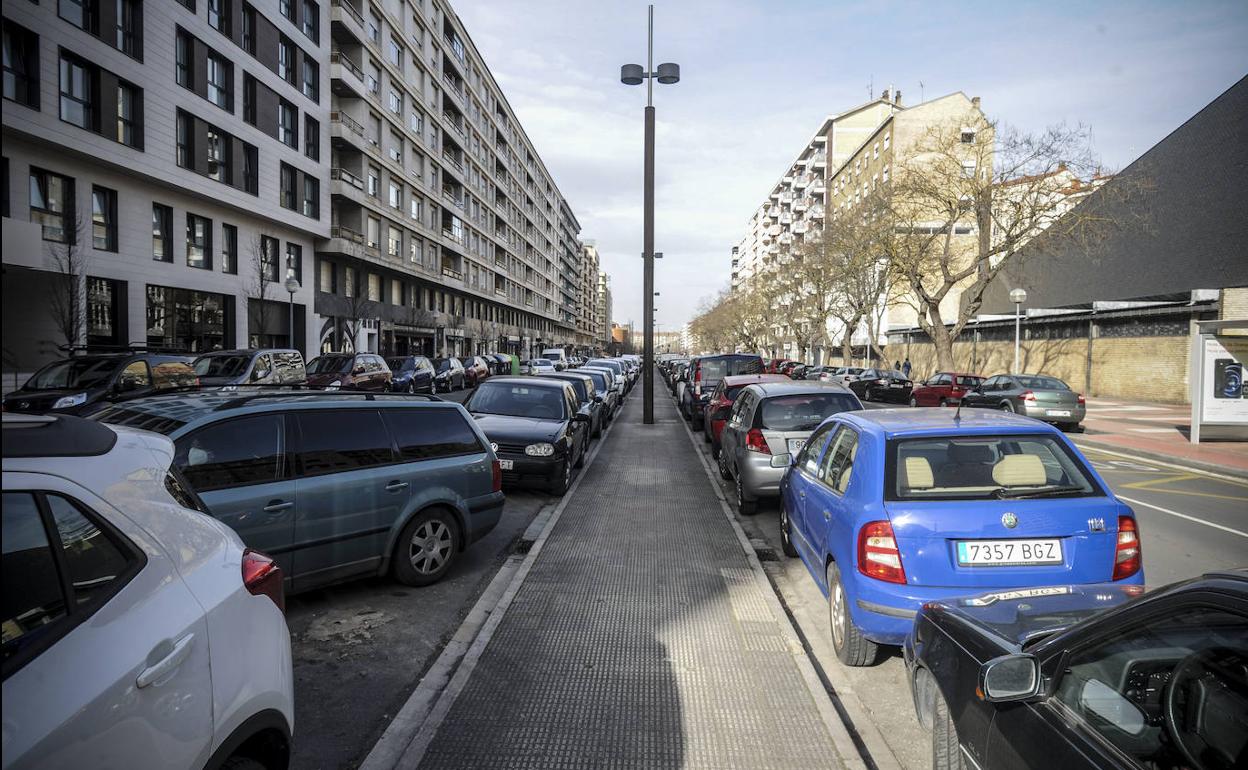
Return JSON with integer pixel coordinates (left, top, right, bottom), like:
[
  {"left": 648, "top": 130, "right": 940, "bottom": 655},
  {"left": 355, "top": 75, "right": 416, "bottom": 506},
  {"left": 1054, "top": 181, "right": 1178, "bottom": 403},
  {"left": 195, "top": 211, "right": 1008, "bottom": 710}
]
[
  {"left": 767, "top": 224, "right": 781, "bottom": 236},
  {"left": 442, "top": 112, "right": 467, "bottom": 139},
  {"left": 779, "top": 213, "right": 792, "bottom": 224},
  {"left": 330, "top": 51, "right": 365, "bottom": 96},
  {"left": 442, "top": 265, "right": 464, "bottom": 281},
  {"left": 330, "top": 0, "right": 366, "bottom": 43},
  {"left": 794, "top": 174, "right": 809, "bottom": 189},
  {"left": 812, "top": 152, "right": 827, "bottom": 169},
  {"left": 810, "top": 205, "right": 825, "bottom": 219},
  {"left": 793, "top": 221, "right": 809, "bottom": 234},
  {"left": 793, "top": 199, "right": 807, "bottom": 212},
  {"left": 331, "top": 167, "right": 364, "bottom": 190},
  {"left": 330, "top": 110, "right": 365, "bottom": 138}
]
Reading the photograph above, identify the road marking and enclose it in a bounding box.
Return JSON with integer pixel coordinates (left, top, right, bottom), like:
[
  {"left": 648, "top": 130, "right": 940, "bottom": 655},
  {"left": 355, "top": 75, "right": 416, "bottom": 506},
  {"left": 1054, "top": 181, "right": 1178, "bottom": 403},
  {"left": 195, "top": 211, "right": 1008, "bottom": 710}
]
[
  {"left": 1076, "top": 444, "right": 1248, "bottom": 485},
  {"left": 1122, "top": 473, "right": 1200, "bottom": 490},
  {"left": 1117, "top": 494, "right": 1248, "bottom": 538},
  {"left": 1127, "top": 427, "right": 1180, "bottom": 433}
]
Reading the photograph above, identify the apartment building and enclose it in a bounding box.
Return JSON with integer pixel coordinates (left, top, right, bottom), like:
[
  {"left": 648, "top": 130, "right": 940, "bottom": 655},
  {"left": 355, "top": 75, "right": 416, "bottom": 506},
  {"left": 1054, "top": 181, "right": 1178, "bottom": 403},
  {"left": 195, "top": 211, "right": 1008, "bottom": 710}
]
[
  {"left": 316, "top": 0, "right": 586, "bottom": 358},
  {"left": 2, "top": 0, "right": 329, "bottom": 377},
  {"left": 577, "top": 241, "right": 601, "bottom": 350},
  {"left": 596, "top": 270, "right": 612, "bottom": 349}
]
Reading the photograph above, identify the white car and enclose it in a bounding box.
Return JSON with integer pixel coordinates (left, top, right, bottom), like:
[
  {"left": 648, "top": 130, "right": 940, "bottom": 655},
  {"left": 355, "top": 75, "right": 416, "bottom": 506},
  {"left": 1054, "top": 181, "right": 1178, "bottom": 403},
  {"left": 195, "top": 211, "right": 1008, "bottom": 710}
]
[{"left": 2, "top": 414, "right": 293, "bottom": 770}]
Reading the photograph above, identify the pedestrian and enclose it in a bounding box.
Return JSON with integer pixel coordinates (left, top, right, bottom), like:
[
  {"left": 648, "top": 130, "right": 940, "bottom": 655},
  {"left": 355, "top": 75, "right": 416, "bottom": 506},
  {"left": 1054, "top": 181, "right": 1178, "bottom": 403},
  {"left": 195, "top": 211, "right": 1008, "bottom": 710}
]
[
  {"left": 902, "top": 358, "right": 912, "bottom": 378},
  {"left": 893, "top": 360, "right": 901, "bottom": 371}
]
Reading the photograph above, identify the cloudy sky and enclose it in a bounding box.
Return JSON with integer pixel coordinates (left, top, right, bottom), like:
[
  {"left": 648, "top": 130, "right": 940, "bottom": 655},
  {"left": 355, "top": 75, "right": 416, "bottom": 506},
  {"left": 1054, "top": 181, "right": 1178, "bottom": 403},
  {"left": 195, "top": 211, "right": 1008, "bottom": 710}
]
[{"left": 455, "top": 0, "right": 1248, "bottom": 331}]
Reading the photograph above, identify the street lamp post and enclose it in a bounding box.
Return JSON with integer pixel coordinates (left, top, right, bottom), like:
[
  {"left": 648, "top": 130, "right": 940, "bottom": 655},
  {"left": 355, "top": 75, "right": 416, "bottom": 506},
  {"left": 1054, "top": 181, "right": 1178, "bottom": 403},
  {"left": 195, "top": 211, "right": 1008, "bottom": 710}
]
[
  {"left": 1010, "top": 287, "right": 1027, "bottom": 374},
  {"left": 621, "top": 4, "right": 679, "bottom": 425},
  {"left": 284, "top": 275, "right": 300, "bottom": 353}
]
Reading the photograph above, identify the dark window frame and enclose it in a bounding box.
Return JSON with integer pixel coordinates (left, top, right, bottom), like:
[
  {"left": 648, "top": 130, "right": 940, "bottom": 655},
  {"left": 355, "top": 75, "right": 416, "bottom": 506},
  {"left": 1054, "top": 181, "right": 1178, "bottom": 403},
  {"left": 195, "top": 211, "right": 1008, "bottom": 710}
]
[
  {"left": 292, "top": 409, "right": 399, "bottom": 478},
  {"left": 29, "top": 167, "right": 75, "bottom": 244},
  {"left": 174, "top": 413, "right": 289, "bottom": 493},
  {"left": 221, "top": 222, "right": 238, "bottom": 274},
  {"left": 186, "top": 212, "right": 212, "bottom": 270},
  {"left": 2, "top": 19, "right": 41, "bottom": 109},
  {"left": 58, "top": 51, "right": 96, "bottom": 131},
  {"left": 152, "top": 202, "right": 173, "bottom": 262},
  {"left": 91, "top": 185, "right": 118, "bottom": 252}
]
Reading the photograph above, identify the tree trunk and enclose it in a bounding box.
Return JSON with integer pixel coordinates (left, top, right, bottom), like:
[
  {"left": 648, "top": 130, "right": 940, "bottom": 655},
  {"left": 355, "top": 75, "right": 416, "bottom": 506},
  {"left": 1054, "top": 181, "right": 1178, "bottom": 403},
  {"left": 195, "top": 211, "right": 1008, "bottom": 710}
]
[{"left": 927, "top": 304, "right": 956, "bottom": 371}]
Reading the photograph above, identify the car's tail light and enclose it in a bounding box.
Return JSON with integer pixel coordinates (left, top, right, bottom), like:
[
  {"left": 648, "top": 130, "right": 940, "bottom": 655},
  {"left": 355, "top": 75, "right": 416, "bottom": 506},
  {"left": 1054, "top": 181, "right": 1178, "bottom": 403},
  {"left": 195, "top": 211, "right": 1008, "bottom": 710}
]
[
  {"left": 491, "top": 458, "right": 502, "bottom": 492},
  {"left": 693, "top": 365, "right": 703, "bottom": 397},
  {"left": 1020, "top": 390, "right": 1037, "bottom": 403},
  {"left": 744, "top": 428, "right": 771, "bottom": 454},
  {"left": 242, "top": 549, "right": 285, "bottom": 612},
  {"left": 1077, "top": 393, "right": 1086, "bottom": 405},
  {"left": 1112, "top": 515, "right": 1141, "bottom": 580},
  {"left": 858, "top": 520, "right": 907, "bottom": 584}
]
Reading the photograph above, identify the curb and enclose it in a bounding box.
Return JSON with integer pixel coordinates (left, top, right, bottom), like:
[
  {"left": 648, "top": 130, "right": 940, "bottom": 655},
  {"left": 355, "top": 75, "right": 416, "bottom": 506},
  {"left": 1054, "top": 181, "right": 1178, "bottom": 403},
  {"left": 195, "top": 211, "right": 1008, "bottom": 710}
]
[
  {"left": 358, "top": 400, "right": 623, "bottom": 770},
  {"left": 1072, "top": 436, "right": 1248, "bottom": 482}
]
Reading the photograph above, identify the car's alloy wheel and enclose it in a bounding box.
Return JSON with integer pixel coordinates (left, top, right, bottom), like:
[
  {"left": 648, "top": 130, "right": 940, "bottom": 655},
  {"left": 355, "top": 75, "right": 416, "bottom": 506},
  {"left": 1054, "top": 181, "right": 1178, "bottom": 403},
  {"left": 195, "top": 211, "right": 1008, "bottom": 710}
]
[
  {"left": 779, "top": 504, "right": 798, "bottom": 557},
  {"left": 909, "top": 396, "right": 918, "bottom": 407},
  {"left": 551, "top": 458, "right": 572, "bottom": 496},
  {"left": 827, "top": 563, "right": 878, "bottom": 666},
  {"left": 939, "top": 398, "right": 949, "bottom": 407},
  {"left": 407, "top": 381, "right": 417, "bottom": 394},
  {"left": 393, "top": 510, "right": 459, "bottom": 587},
  {"left": 736, "top": 473, "right": 758, "bottom": 515},
  {"left": 1000, "top": 401, "right": 1014, "bottom": 412}
]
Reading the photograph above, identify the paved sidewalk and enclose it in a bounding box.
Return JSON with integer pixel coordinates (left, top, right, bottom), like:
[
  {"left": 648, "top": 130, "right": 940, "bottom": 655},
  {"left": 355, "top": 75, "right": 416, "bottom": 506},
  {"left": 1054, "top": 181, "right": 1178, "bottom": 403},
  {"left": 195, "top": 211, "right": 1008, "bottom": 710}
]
[
  {"left": 1077, "top": 397, "right": 1248, "bottom": 477},
  {"left": 408, "top": 391, "right": 850, "bottom": 768}
]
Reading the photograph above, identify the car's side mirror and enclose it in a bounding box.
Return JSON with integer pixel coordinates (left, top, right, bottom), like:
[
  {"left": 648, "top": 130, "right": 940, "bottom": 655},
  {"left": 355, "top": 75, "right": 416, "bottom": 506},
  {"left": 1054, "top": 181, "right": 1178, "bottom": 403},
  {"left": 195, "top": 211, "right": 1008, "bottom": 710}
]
[
  {"left": 115, "top": 378, "right": 142, "bottom": 394},
  {"left": 978, "top": 654, "right": 1040, "bottom": 703},
  {"left": 769, "top": 453, "right": 794, "bottom": 469},
  {"left": 593, "top": 395, "right": 603, "bottom": 403},
  {"left": 572, "top": 413, "right": 591, "bottom": 424}
]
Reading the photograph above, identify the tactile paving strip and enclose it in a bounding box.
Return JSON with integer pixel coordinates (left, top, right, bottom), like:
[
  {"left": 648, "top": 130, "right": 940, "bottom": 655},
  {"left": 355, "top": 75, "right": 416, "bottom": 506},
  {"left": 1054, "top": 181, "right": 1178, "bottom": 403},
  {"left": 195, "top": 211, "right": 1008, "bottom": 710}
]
[{"left": 416, "top": 393, "right": 845, "bottom": 769}]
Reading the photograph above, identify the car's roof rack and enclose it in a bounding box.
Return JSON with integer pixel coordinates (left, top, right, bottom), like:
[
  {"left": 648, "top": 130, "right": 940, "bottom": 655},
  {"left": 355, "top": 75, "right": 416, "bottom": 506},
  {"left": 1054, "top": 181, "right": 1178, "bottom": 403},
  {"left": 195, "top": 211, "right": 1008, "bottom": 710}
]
[{"left": 212, "top": 391, "right": 443, "bottom": 411}]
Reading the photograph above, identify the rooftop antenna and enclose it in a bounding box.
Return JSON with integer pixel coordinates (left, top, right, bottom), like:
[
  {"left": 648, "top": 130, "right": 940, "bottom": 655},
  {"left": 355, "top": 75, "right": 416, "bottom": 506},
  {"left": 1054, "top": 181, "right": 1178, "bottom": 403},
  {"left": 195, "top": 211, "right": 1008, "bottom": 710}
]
[
  {"left": 953, "top": 393, "right": 964, "bottom": 423},
  {"left": 919, "top": 80, "right": 925, "bottom": 103},
  {"left": 868, "top": 75, "right": 873, "bottom": 100}
]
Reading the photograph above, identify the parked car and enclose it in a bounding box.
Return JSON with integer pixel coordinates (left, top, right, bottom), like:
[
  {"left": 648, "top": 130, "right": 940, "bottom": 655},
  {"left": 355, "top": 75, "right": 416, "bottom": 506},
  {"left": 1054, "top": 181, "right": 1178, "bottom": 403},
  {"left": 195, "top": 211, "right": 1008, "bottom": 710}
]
[
  {"left": 192, "top": 348, "right": 306, "bottom": 388},
  {"left": 847, "top": 368, "right": 914, "bottom": 403},
  {"left": 3, "top": 352, "right": 197, "bottom": 416},
  {"left": 766, "top": 358, "right": 793, "bottom": 374},
  {"left": 306, "top": 352, "right": 392, "bottom": 391},
  {"left": 539, "top": 371, "right": 606, "bottom": 439},
  {"left": 681, "top": 353, "right": 765, "bottom": 430},
  {"left": 719, "top": 383, "right": 862, "bottom": 513},
  {"left": 578, "top": 367, "right": 620, "bottom": 421},
  {"left": 488, "top": 354, "right": 512, "bottom": 375},
  {"left": 462, "top": 377, "right": 592, "bottom": 495},
  {"left": 804, "top": 366, "right": 837, "bottom": 381},
  {"left": 960, "top": 373, "right": 1087, "bottom": 429},
  {"left": 522, "top": 358, "right": 556, "bottom": 375},
  {"left": 585, "top": 359, "right": 629, "bottom": 394},
  {"left": 2, "top": 413, "right": 293, "bottom": 770},
  {"left": 668, "top": 360, "right": 690, "bottom": 392},
  {"left": 905, "top": 571, "right": 1246, "bottom": 770},
  {"left": 431, "top": 357, "right": 467, "bottom": 391},
  {"left": 829, "top": 366, "right": 865, "bottom": 385},
  {"left": 778, "top": 361, "right": 803, "bottom": 378},
  {"left": 703, "top": 373, "right": 791, "bottom": 457},
  {"left": 581, "top": 365, "right": 625, "bottom": 408},
  {"left": 908, "top": 371, "right": 984, "bottom": 407},
  {"left": 777, "top": 408, "right": 1144, "bottom": 667},
  {"left": 459, "top": 356, "right": 490, "bottom": 387},
  {"left": 387, "top": 355, "right": 437, "bottom": 394},
  {"left": 541, "top": 348, "right": 569, "bottom": 371},
  {"left": 94, "top": 391, "right": 503, "bottom": 591}
]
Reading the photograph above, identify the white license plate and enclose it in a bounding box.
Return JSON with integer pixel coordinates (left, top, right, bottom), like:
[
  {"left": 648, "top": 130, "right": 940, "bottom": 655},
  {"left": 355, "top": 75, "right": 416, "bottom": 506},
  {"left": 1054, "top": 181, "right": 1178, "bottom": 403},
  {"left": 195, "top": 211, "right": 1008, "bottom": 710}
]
[
  {"left": 498, "top": 459, "right": 514, "bottom": 470},
  {"left": 788, "top": 438, "right": 806, "bottom": 453},
  {"left": 1046, "top": 409, "right": 1071, "bottom": 417},
  {"left": 956, "top": 539, "right": 1063, "bottom": 567},
  {"left": 891, "top": 383, "right": 906, "bottom": 388}
]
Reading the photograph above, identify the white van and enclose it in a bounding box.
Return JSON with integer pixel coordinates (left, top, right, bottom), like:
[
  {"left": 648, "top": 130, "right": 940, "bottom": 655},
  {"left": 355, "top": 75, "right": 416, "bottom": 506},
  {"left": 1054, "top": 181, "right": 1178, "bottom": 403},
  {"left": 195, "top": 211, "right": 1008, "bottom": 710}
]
[{"left": 541, "top": 348, "right": 568, "bottom": 371}]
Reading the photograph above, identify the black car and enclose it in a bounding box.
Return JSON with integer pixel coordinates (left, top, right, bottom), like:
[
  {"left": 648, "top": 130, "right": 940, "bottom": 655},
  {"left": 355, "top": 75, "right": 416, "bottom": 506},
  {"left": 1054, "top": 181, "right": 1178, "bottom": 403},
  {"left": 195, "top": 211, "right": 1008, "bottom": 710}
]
[
  {"left": 431, "top": 357, "right": 466, "bottom": 392},
  {"left": 3, "top": 353, "right": 197, "bottom": 416},
  {"left": 387, "top": 355, "right": 437, "bottom": 394},
  {"left": 847, "top": 368, "right": 913, "bottom": 403},
  {"left": 681, "top": 354, "right": 764, "bottom": 429},
  {"left": 462, "top": 377, "right": 591, "bottom": 496},
  {"left": 538, "top": 371, "right": 605, "bottom": 439},
  {"left": 904, "top": 571, "right": 1247, "bottom": 770}
]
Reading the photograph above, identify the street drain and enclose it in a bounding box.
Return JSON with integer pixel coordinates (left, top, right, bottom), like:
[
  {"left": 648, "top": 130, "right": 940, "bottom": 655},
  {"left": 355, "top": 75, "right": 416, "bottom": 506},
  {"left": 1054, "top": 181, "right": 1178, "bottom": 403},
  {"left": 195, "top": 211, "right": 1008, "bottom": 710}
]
[
  {"left": 754, "top": 547, "right": 779, "bottom": 562},
  {"left": 513, "top": 539, "right": 535, "bottom": 555}
]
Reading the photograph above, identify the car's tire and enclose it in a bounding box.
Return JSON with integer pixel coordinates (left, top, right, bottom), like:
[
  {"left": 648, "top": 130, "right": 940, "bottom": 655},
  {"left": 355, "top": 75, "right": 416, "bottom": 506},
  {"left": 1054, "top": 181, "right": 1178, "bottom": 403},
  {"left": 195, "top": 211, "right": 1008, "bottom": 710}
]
[
  {"left": 393, "top": 508, "right": 459, "bottom": 587},
  {"left": 219, "top": 757, "right": 267, "bottom": 770},
  {"left": 999, "top": 401, "right": 1014, "bottom": 413},
  {"left": 909, "top": 396, "right": 918, "bottom": 407},
  {"left": 574, "top": 443, "right": 586, "bottom": 468},
  {"left": 550, "top": 457, "right": 572, "bottom": 496},
  {"left": 703, "top": 427, "right": 711, "bottom": 444},
  {"left": 827, "top": 562, "right": 878, "bottom": 666},
  {"left": 862, "top": 388, "right": 873, "bottom": 402},
  {"left": 718, "top": 449, "right": 732, "bottom": 480},
  {"left": 711, "top": 443, "right": 720, "bottom": 460},
  {"left": 939, "top": 398, "right": 949, "bottom": 407},
  {"left": 407, "top": 381, "right": 417, "bottom": 395},
  {"left": 1068, "top": 422, "right": 1085, "bottom": 433},
  {"left": 779, "top": 502, "right": 799, "bottom": 557},
  {"left": 692, "top": 414, "right": 704, "bottom": 431},
  {"left": 931, "top": 680, "right": 966, "bottom": 770},
  {"left": 735, "top": 472, "right": 758, "bottom": 515}
]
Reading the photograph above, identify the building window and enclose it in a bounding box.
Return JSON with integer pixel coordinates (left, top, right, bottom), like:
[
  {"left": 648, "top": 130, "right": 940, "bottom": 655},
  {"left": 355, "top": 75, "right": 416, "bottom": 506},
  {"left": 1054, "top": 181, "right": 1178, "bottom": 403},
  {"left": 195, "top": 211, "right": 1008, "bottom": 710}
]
[
  {"left": 387, "top": 90, "right": 401, "bottom": 115},
  {"left": 206, "top": 126, "right": 229, "bottom": 182},
  {"left": 278, "top": 38, "right": 295, "bottom": 85},
  {"left": 301, "top": 59, "right": 318, "bottom": 101},
  {"left": 366, "top": 60, "right": 379, "bottom": 94},
  {"left": 317, "top": 258, "right": 335, "bottom": 293},
  {"left": 367, "top": 11, "right": 379, "bottom": 44},
  {"left": 59, "top": 53, "right": 94, "bottom": 130},
  {"left": 116, "top": 0, "right": 139, "bottom": 57},
  {"left": 388, "top": 181, "right": 401, "bottom": 209},
  {"left": 389, "top": 130, "right": 403, "bottom": 164},
  {"left": 367, "top": 165, "right": 379, "bottom": 197},
  {"left": 409, "top": 196, "right": 421, "bottom": 221},
  {"left": 221, "top": 223, "right": 238, "bottom": 274},
  {"left": 302, "top": 175, "right": 318, "bottom": 219},
  {"left": 146, "top": 285, "right": 229, "bottom": 353},
  {"left": 409, "top": 110, "right": 422, "bottom": 134},
  {"left": 260, "top": 235, "right": 279, "bottom": 281},
  {"left": 301, "top": 0, "right": 319, "bottom": 42},
  {"left": 366, "top": 216, "right": 379, "bottom": 249},
  {"left": 91, "top": 186, "right": 117, "bottom": 251},
  {"left": 30, "top": 168, "right": 74, "bottom": 243},
  {"left": 59, "top": 0, "right": 97, "bottom": 33},
  {"left": 304, "top": 115, "right": 319, "bottom": 160},
  {"left": 152, "top": 203, "right": 172, "bottom": 261},
  {"left": 175, "top": 29, "right": 192, "bottom": 88},
  {"left": 387, "top": 36, "right": 402, "bottom": 67},
  {"left": 87, "top": 277, "right": 121, "bottom": 347},
  {"left": 241, "top": 5, "right": 255, "bottom": 54},
  {"left": 280, "top": 163, "right": 297, "bottom": 210},
  {"left": 278, "top": 100, "right": 297, "bottom": 147},
  {"left": 368, "top": 272, "right": 382, "bottom": 301},
  {"left": 286, "top": 242, "right": 302, "bottom": 283},
  {"left": 3, "top": 21, "right": 40, "bottom": 109},
  {"left": 243, "top": 144, "right": 258, "bottom": 194},
  {"left": 208, "top": 0, "right": 230, "bottom": 35},
  {"left": 207, "top": 53, "right": 231, "bottom": 110},
  {"left": 343, "top": 266, "right": 355, "bottom": 297},
  {"left": 961, "top": 160, "right": 977, "bottom": 178},
  {"left": 186, "top": 213, "right": 212, "bottom": 269},
  {"left": 961, "top": 128, "right": 976, "bottom": 144},
  {"left": 409, "top": 238, "right": 422, "bottom": 264},
  {"left": 387, "top": 227, "right": 400, "bottom": 257},
  {"left": 279, "top": 0, "right": 294, "bottom": 23},
  {"left": 116, "top": 83, "right": 139, "bottom": 147}
]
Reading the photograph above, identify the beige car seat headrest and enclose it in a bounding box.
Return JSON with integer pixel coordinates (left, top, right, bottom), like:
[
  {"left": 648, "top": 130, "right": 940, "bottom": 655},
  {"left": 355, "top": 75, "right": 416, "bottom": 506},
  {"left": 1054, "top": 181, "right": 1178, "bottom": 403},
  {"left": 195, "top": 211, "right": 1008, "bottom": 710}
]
[
  {"left": 901, "top": 456, "right": 934, "bottom": 490},
  {"left": 992, "top": 454, "right": 1047, "bottom": 487}
]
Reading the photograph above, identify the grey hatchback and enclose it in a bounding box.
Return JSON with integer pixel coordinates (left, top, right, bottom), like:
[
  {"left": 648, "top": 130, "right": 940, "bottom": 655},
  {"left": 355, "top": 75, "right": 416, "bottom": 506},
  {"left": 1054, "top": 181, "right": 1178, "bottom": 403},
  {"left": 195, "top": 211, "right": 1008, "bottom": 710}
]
[
  {"left": 92, "top": 392, "right": 504, "bottom": 592},
  {"left": 959, "top": 373, "right": 1086, "bottom": 429}
]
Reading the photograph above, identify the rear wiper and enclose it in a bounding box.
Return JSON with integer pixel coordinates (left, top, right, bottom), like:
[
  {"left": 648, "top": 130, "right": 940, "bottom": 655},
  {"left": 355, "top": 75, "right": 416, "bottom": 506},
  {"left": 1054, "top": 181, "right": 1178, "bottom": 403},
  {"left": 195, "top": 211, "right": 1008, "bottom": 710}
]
[{"left": 994, "top": 486, "right": 1087, "bottom": 499}]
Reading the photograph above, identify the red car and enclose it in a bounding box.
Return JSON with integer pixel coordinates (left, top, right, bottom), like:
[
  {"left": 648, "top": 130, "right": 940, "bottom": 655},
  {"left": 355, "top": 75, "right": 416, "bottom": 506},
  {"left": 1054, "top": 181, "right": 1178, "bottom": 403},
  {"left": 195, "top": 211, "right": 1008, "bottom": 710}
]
[
  {"left": 703, "top": 373, "right": 790, "bottom": 457},
  {"left": 459, "top": 356, "right": 491, "bottom": 387},
  {"left": 908, "top": 371, "right": 985, "bottom": 407},
  {"left": 765, "top": 358, "right": 792, "bottom": 374}
]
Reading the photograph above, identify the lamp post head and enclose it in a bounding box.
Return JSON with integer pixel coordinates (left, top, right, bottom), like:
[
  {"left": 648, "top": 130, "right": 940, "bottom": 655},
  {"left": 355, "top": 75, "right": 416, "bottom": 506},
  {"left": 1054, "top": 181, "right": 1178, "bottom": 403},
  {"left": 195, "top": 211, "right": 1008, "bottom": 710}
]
[
  {"left": 656, "top": 62, "right": 680, "bottom": 84},
  {"left": 284, "top": 276, "right": 301, "bottom": 294},
  {"left": 620, "top": 64, "right": 645, "bottom": 86},
  {"left": 1009, "top": 287, "right": 1027, "bottom": 305}
]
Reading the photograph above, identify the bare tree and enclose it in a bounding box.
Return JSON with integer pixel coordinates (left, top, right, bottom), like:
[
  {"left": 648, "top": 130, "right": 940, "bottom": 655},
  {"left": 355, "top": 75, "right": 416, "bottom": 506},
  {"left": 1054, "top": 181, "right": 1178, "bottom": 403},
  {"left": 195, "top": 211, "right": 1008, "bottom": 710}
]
[
  {"left": 341, "top": 293, "right": 377, "bottom": 353},
  {"left": 46, "top": 212, "right": 88, "bottom": 351},
  {"left": 245, "top": 233, "right": 277, "bottom": 348}
]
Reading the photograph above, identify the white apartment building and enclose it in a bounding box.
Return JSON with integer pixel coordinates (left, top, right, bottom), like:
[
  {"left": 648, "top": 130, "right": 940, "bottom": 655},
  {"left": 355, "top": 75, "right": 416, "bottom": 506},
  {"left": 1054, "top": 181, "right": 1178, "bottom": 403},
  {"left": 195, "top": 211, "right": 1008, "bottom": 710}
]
[
  {"left": 3, "top": 0, "right": 329, "bottom": 379},
  {"left": 596, "top": 270, "right": 612, "bottom": 349}
]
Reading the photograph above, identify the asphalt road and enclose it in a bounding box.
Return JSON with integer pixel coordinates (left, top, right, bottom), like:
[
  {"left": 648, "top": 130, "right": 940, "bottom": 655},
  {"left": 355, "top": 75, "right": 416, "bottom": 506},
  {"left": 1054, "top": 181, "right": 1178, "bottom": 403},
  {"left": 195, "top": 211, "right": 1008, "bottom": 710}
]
[{"left": 285, "top": 384, "right": 553, "bottom": 770}]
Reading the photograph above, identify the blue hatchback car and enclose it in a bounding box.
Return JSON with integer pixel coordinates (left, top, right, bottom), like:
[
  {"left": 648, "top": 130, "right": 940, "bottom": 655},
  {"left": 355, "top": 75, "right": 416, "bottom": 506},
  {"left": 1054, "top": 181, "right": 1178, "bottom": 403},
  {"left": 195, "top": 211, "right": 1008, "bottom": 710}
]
[{"left": 777, "top": 408, "right": 1144, "bottom": 666}]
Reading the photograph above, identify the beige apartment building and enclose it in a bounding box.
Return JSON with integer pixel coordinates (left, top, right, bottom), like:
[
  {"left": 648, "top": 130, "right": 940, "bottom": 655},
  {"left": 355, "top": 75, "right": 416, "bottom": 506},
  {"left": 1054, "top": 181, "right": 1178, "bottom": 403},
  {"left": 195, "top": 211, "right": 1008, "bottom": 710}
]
[{"left": 577, "top": 241, "right": 603, "bottom": 351}]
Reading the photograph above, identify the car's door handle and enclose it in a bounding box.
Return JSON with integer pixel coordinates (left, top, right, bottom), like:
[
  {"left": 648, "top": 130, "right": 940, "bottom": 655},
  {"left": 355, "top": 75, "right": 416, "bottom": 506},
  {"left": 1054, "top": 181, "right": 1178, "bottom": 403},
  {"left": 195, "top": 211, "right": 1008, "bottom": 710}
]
[
  {"left": 386, "top": 480, "right": 410, "bottom": 492},
  {"left": 263, "top": 500, "right": 293, "bottom": 513},
  {"left": 799, "top": 490, "right": 806, "bottom": 499},
  {"left": 136, "top": 633, "right": 194, "bottom": 688},
  {"left": 822, "top": 509, "right": 831, "bottom": 520}
]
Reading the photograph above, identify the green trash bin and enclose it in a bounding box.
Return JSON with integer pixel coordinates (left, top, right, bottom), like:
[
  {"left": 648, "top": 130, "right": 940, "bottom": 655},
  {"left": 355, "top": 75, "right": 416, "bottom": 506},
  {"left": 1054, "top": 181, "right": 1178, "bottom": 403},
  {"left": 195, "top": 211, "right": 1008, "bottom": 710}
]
[{"left": 507, "top": 354, "right": 520, "bottom": 374}]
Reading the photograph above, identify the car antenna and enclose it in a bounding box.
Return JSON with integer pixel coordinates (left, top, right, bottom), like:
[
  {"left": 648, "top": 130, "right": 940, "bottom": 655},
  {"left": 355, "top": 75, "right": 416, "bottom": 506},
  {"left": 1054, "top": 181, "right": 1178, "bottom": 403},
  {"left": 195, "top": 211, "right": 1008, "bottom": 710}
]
[{"left": 953, "top": 398, "right": 964, "bottom": 423}]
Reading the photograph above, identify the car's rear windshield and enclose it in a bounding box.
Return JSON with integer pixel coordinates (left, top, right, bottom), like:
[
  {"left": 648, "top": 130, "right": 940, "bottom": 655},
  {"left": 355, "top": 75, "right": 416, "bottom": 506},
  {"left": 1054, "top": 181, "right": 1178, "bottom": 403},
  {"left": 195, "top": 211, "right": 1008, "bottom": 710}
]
[
  {"left": 543, "top": 353, "right": 562, "bottom": 361},
  {"left": 193, "top": 354, "right": 250, "bottom": 377},
  {"left": 886, "top": 434, "right": 1100, "bottom": 501},
  {"left": 386, "top": 358, "right": 414, "bottom": 371},
  {"left": 26, "top": 358, "right": 120, "bottom": 390},
  {"left": 956, "top": 375, "right": 983, "bottom": 387},
  {"left": 700, "top": 356, "right": 762, "bottom": 380},
  {"left": 308, "top": 355, "right": 352, "bottom": 374},
  {"left": 583, "top": 370, "right": 608, "bottom": 391},
  {"left": 758, "top": 394, "right": 860, "bottom": 432},
  {"left": 1016, "top": 376, "right": 1069, "bottom": 390},
  {"left": 433, "top": 358, "right": 455, "bottom": 372},
  {"left": 467, "top": 383, "right": 566, "bottom": 420}
]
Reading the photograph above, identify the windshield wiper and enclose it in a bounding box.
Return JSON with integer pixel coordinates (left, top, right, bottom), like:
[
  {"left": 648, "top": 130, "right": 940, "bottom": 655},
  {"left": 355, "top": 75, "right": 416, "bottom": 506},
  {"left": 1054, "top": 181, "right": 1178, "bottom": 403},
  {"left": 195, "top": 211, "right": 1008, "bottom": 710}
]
[{"left": 994, "top": 486, "right": 1088, "bottom": 500}]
